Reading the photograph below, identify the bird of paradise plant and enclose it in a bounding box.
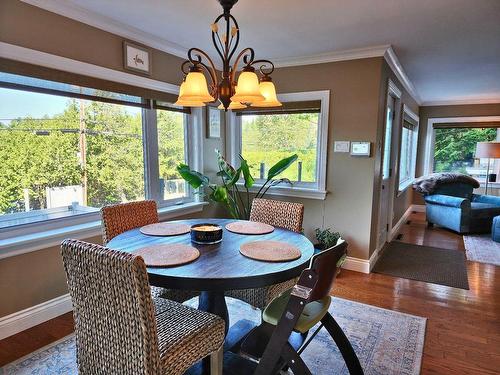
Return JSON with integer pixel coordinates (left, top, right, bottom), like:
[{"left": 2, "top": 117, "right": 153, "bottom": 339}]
[{"left": 177, "top": 150, "right": 298, "bottom": 220}]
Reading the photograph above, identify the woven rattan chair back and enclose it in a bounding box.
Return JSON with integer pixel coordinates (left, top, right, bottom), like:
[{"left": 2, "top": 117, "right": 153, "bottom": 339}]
[
  {"left": 61, "top": 239, "right": 162, "bottom": 374},
  {"left": 249, "top": 198, "right": 304, "bottom": 233},
  {"left": 101, "top": 200, "right": 159, "bottom": 244}
]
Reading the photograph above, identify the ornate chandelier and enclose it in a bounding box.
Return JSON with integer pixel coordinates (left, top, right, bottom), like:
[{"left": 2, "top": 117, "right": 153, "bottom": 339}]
[{"left": 175, "top": 0, "right": 281, "bottom": 111}]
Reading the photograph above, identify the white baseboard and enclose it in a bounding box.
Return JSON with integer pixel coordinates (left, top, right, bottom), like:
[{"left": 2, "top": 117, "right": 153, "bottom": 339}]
[
  {"left": 342, "top": 256, "right": 370, "bottom": 274},
  {"left": 411, "top": 204, "right": 426, "bottom": 213},
  {"left": 368, "top": 244, "right": 384, "bottom": 272},
  {"left": 0, "top": 294, "right": 72, "bottom": 340},
  {"left": 389, "top": 205, "right": 414, "bottom": 241}
]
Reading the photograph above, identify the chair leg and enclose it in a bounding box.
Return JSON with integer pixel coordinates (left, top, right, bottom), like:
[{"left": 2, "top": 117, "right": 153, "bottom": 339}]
[
  {"left": 321, "top": 312, "right": 364, "bottom": 375},
  {"left": 210, "top": 345, "right": 223, "bottom": 375},
  {"left": 281, "top": 342, "right": 312, "bottom": 375}
]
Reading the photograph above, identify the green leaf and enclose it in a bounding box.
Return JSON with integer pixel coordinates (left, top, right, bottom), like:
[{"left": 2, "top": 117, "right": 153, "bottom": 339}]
[
  {"left": 228, "top": 168, "right": 241, "bottom": 186},
  {"left": 216, "top": 149, "right": 237, "bottom": 182},
  {"left": 210, "top": 186, "right": 229, "bottom": 203},
  {"left": 239, "top": 156, "right": 254, "bottom": 188},
  {"left": 267, "top": 154, "right": 298, "bottom": 180},
  {"left": 176, "top": 164, "right": 209, "bottom": 189}
]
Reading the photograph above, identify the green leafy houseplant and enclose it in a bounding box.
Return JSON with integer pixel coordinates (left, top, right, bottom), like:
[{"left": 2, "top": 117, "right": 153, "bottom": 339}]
[
  {"left": 177, "top": 150, "right": 298, "bottom": 220},
  {"left": 314, "top": 228, "right": 346, "bottom": 270}
]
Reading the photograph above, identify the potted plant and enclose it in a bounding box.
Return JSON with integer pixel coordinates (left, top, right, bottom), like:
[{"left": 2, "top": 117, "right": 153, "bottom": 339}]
[
  {"left": 314, "top": 227, "right": 347, "bottom": 273},
  {"left": 177, "top": 149, "right": 298, "bottom": 220}
]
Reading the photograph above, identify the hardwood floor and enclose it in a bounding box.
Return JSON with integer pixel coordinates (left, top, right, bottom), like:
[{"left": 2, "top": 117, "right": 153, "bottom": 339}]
[{"left": 1, "top": 212, "right": 499, "bottom": 374}]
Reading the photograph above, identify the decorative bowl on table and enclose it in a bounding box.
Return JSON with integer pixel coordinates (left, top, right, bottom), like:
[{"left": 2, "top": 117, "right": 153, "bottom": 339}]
[{"left": 190, "top": 223, "right": 223, "bottom": 244}]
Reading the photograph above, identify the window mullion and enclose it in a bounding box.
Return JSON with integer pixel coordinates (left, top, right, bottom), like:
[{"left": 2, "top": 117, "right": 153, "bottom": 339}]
[{"left": 142, "top": 107, "right": 161, "bottom": 202}]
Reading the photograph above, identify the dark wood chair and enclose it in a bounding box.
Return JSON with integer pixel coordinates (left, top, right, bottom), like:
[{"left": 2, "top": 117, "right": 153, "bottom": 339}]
[{"left": 252, "top": 240, "right": 364, "bottom": 375}]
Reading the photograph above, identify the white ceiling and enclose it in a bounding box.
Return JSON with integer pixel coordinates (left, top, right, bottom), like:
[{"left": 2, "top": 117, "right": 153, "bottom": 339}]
[{"left": 24, "top": 0, "right": 500, "bottom": 105}]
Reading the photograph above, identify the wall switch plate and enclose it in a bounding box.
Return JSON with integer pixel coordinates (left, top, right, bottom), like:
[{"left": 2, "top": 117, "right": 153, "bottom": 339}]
[
  {"left": 334, "top": 141, "right": 350, "bottom": 153},
  {"left": 350, "top": 141, "right": 371, "bottom": 157}
]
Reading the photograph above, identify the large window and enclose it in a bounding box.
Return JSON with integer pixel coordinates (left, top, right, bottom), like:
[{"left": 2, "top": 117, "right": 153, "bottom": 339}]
[
  {"left": 0, "top": 73, "right": 193, "bottom": 230},
  {"left": 229, "top": 91, "right": 329, "bottom": 199},
  {"left": 433, "top": 126, "right": 499, "bottom": 184},
  {"left": 241, "top": 112, "right": 319, "bottom": 183},
  {"left": 398, "top": 106, "right": 419, "bottom": 191}
]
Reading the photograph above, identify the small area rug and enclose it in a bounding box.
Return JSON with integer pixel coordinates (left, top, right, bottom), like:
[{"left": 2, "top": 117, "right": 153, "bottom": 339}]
[
  {"left": 373, "top": 241, "right": 469, "bottom": 289},
  {"left": 0, "top": 297, "right": 426, "bottom": 375},
  {"left": 463, "top": 234, "right": 500, "bottom": 266}
]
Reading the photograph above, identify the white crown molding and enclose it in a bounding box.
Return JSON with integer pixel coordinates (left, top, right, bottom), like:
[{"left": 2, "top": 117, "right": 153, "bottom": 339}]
[
  {"left": 384, "top": 46, "right": 422, "bottom": 105},
  {"left": 0, "top": 42, "right": 180, "bottom": 94},
  {"left": 21, "top": 0, "right": 188, "bottom": 58},
  {"left": 272, "top": 45, "right": 391, "bottom": 68},
  {"left": 422, "top": 98, "right": 500, "bottom": 106}
]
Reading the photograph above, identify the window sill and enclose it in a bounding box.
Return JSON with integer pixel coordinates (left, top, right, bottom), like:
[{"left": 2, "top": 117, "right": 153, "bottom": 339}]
[
  {"left": 398, "top": 179, "right": 414, "bottom": 196},
  {"left": 237, "top": 183, "right": 327, "bottom": 200},
  {"left": 0, "top": 201, "right": 207, "bottom": 261}
]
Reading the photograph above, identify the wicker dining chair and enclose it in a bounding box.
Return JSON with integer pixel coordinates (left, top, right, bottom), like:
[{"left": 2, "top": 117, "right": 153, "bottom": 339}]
[
  {"left": 101, "top": 200, "right": 198, "bottom": 303},
  {"left": 61, "top": 239, "right": 225, "bottom": 375},
  {"left": 226, "top": 198, "right": 305, "bottom": 309}
]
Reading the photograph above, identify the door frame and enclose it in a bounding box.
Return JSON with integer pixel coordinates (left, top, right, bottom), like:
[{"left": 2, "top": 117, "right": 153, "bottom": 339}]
[{"left": 377, "top": 79, "right": 402, "bottom": 247}]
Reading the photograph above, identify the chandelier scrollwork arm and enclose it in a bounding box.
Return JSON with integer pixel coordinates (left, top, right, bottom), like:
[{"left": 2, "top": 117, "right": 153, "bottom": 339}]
[
  {"left": 250, "top": 59, "right": 275, "bottom": 77},
  {"left": 230, "top": 47, "right": 255, "bottom": 83}
]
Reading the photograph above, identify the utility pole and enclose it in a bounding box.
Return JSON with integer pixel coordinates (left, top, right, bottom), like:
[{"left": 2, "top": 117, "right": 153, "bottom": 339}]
[{"left": 79, "top": 93, "right": 87, "bottom": 206}]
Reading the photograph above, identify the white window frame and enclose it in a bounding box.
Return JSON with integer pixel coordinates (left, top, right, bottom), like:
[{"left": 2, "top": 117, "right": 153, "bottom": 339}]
[
  {"left": 397, "top": 104, "right": 419, "bottom": 192},
  {"left": 144, "top": 107, "right": 203, "bottom": 208},
  {"left": 423, "top": 115, "right": 500, "bottom": 176},
  {"left": 226, "top": 90, "right": 330, "bottom": 200},
  {"left": 0, "top": 43, "right": 205, "bottom": 248}
]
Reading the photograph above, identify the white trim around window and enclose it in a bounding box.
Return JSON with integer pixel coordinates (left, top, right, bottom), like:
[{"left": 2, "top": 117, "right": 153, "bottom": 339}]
[
  {"left": 423, "top": 116, "right": 500, "bottom": 176},
  {"left": 0, "top": 42, "right": 205, "bottom": 253},
  {"left": 397, "top": 104, "right": 419, "bottom": 193},
  {"left": 226, "top": 90, "right": 330, "bottom": 200}
]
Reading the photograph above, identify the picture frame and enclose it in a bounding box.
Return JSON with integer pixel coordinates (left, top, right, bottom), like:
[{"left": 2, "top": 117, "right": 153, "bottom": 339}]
[
  {"left": 123, "top": 41, "right": 152, "bottom": 75},
  {"left": 207, "top": 106, "right": 221, "bottom": 139}
]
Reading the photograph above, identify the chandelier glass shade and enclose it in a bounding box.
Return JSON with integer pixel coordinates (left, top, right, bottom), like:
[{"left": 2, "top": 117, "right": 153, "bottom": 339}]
[{"left": 176, "top": 0, "right": 282, "bottom": 111}]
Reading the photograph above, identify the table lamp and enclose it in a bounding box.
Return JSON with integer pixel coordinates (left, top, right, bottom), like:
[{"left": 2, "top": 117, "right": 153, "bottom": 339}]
[{"left": 475, "top": 142, "right": 500, "bottom": 194}]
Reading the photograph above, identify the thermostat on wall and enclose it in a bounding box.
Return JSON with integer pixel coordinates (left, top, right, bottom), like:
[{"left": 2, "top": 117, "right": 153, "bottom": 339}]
[{"left": 350, "top": 142, "right": 371, "bottom": 157}]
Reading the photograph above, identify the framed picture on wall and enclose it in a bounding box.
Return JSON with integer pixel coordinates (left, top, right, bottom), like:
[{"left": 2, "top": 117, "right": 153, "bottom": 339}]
[
  {"left": 123, "top": 41, "right": 151, "bottom": 75},
  {"left": 207, "top": 106, "right": 221, "bottom": 138}
]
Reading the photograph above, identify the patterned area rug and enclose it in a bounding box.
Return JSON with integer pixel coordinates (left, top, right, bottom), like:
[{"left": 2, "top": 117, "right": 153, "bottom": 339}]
[
  {"left": 0, "top": 297, "right": 426, "bottom": 375},
  {"left": 463, "top": 234, "right": 500, "bottom": 266}
]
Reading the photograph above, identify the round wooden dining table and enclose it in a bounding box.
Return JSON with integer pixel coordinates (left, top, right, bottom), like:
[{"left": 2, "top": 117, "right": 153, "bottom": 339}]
[{"left": 107, "top": 218, "right": 314, "bottom": 333}]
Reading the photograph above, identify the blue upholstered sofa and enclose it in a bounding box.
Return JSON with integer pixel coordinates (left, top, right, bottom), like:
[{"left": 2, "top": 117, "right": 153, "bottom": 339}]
[{"left": 425, "top": 182, "right": 500, "bottom": 233}]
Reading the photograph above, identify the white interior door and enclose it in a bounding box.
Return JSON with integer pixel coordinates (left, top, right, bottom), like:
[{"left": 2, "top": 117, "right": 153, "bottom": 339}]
[{"left": 377, "top": 94, "right": 396, "bottom": 249}]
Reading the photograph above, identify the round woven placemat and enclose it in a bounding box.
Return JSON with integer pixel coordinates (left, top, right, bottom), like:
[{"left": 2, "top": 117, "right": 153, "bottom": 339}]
[
  {"left": 134, "top": 244, "right": 200, "bottom": 267},
  {"left": 140, "top": 222, "right": 191, "bottom": 236},
  {"left": 240, "top": 240, "right": 301, "bottom": 262},
  {"left": 226, "top": 221, "right": 275, "bottom": 235}
]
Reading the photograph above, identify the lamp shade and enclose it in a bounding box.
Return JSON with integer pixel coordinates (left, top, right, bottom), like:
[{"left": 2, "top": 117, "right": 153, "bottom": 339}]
[
  {"left": 230, "top": 71, "right": 264, "bottom": 103},
  {"left": 178, "top": 71, "right": 215, "bottom": 102},
  {"left": 174, "top": 82, "right": 206, "bottom": 107},
  {"left": 253, "top": 81, "right": 282, "bottom": 107},
  {"left": 218, "top": 100, "right": 246, "bottom": 110},
  {"left": 475, "top": 142, "right": 500, "bottom": 158}
]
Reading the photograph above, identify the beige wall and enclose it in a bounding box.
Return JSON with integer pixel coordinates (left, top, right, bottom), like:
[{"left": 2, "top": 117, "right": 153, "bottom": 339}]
[
  {"left": 263, "top": 58, "right": 384, "bottom": 259},
  {"left": 0, "top": 0, "right": 186, "bottom": 85},
  {"left": 0, "top": 0, "right": 417, "bottom": 317},
  {"left": 413, "top": 103, "right": 500, "bottom": 204}
]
